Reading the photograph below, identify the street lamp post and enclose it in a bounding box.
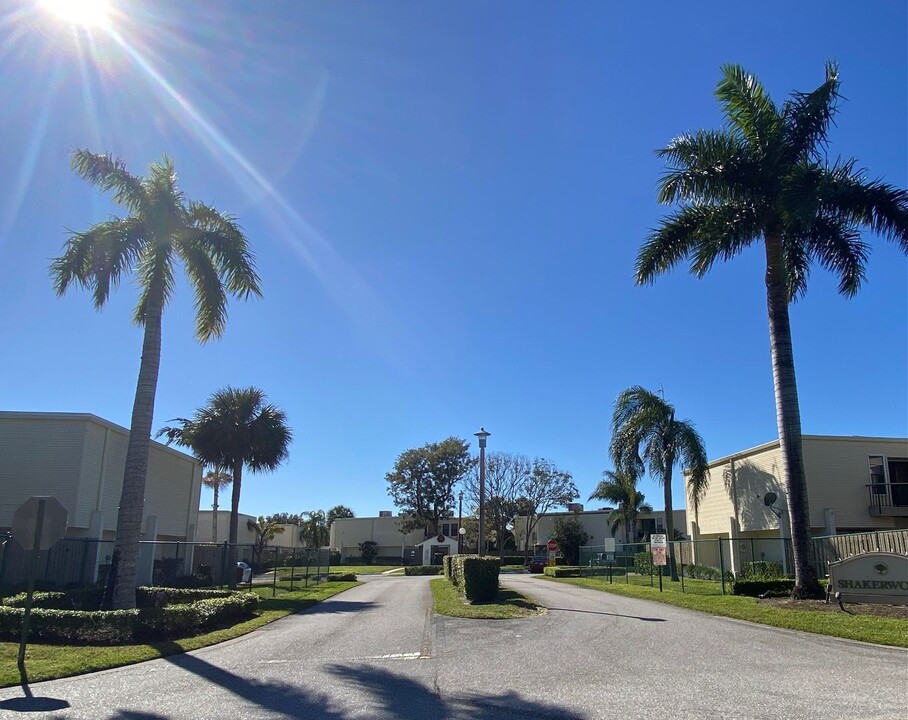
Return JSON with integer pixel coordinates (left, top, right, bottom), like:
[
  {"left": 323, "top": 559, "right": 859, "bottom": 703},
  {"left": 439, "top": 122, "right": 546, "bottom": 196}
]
[
  {"left": 474, "top": 427, "right": 490, "bottom": 555},
  {"left": 458, "top": 491, "right": 464, "bottom": 553}
]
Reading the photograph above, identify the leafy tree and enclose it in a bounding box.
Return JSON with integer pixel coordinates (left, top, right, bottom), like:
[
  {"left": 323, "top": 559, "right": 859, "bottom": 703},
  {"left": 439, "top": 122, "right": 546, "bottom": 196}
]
[
  {"left": 267, "top": 512, "right": 305, "bottom": 526},
  {"left": 589, "top": 469, "right": 652, "bottom": 544},
  {"left": 463, "top": 452, "right": 528, "bottom": 557},
  {"left": 552, "top": 515, "right": 589, "bottom": 566},
  {"left": 636, "top": 63, "right": 907, "bottom": 597},
  {"left": 300, "top": 510, "right": 329, "bottom": 547},
  {"left": 326, "top": 505, "right": 355, "bottom": 527},
  {"left": 158, "top": 386, "right": 291, "bottom": 587},
  {"left": 202, "top": 469, "right": 232, "bottom": 541},
  {"left": 386, "top": 437, "right": 474, "bottom": 536},
  {"left": 515, "top": 459, "right": 578, "bottom": 560},
  {"left": 359, "top": 540, "right": 379, "bottom": 566},
  {"left": 248, "top": 516, "right": 285, "bottom": 566},
  {"left": 610, "top": 387, "right": 708, "bottom": 581},
  {"left": 52, "top": 151, "right": 261, "bottom": 608}
]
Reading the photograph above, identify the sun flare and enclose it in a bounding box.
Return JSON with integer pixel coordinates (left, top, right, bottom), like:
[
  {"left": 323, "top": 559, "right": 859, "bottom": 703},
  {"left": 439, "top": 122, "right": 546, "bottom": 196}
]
[{"left": 41, "top": 0, "right": 111, "bottom": 28}]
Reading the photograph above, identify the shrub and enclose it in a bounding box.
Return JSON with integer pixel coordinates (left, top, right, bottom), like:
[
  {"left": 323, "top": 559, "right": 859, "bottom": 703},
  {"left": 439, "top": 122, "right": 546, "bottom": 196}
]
[
  {"left": 634, "top": 551, "right": 655, "bottom": 575},
  {"left": 136, "top": 587, "right": 233, "bottom": 608},
  {"left": 681, "top": 564, "right": 733, "bottom": 582},
  {"left": 733, "top": 579, "right": 795, "bottom": 598},
  {"left": 2, "top": 591, "right": 72, "bottom": 610},
  {"left": 327, "top": 572, "right": 357, "bottom": 582},
  {"left": 359, "top": 541, "right": 379, "bottom": 565},
  {"left": 454, "top": 556, "right": 499, "bottom": 602},
  {"left": 741, "top": 561, "right": 785, "bottom": 579},
  {"left": 329, "top": 551, "right": 342, "bottom": 566},
  {"left": 443, "top": 555, "right": 455, "bottom": 583},
  {"left": 544, "top": 566, "right": 580, "bottom": 578},
  {"left": 404, "top": 566, "right": 442, "bottom": 576}
]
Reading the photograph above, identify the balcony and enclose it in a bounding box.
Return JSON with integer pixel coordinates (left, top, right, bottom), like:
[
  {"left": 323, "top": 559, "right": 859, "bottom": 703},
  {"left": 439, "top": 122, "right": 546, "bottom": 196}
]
[{"left": 867, "top": 483, "right": 908, "bottom": 517}]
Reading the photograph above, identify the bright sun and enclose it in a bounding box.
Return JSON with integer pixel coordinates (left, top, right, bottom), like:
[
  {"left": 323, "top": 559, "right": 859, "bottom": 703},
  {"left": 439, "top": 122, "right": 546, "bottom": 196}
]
[{"left": 42, "top": 0, "right": 111, "bottom": 28}]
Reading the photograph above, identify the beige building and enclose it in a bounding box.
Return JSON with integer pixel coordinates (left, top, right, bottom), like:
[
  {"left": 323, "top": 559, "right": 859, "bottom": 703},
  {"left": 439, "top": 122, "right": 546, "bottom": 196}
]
[
  {"left": 686, "top": 435, "right": 908, "bottom": 571},
  {"left": 195, "top": 510, "right": 258, "bottom": 545},
  {"left": 329, "top": 512, "right": 461, "bottom": 562},
  {"left": 0, "top": 411, "right": 202, "bottom": 543},
  {"left": 513, "top": 505, "right": 687, "bottom": 552}
]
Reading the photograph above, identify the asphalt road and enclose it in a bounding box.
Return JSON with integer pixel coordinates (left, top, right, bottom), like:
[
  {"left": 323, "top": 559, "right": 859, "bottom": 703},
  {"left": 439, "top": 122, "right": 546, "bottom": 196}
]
[{"left": 0, "top": 574, "right": 905, "bottom": 719}]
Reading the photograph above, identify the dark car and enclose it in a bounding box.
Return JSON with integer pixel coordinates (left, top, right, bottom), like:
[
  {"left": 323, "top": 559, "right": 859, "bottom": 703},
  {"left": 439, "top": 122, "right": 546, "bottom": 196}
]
[{"left": 527, "top": 556, "right": 547, "bottom": 573}]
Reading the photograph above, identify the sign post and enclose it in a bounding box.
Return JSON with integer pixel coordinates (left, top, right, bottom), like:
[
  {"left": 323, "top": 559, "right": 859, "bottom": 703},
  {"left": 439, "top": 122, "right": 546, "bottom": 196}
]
[
  {"left": 11, "top": 496, "right": 68, "bottom": 682},
  {"left": 547, "top": 539, "right": 558, "bottom": 567},
  {"left": 651, "top": 534, "right": 667, "bottom": 592}
]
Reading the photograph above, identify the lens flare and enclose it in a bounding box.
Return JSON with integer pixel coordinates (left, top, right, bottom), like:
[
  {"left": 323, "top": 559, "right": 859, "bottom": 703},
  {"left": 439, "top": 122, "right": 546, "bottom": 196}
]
[{"left": 42, "top": 0, "right": 110, "bottom": 28}]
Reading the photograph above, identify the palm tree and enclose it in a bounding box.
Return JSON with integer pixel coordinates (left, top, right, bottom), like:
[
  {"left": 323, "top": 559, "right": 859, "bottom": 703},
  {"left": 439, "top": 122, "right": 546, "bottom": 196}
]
[
  {"left": 636, "top": 64, "right": 908, "bottom": 597},
  {"left": 610, "top": 387, "right": 708, "bottom": 581},
  {"left": 202, "top": 469, "right": 233, "bottom": 542},
  {"left": 51, "top": 151, "right": 261, "bottom": 608},
  {"left": 248, "top": 516, "right": 285, "bottom": 567},
  {"left": 589, "top": 469, "right": 653, "bottom": 545},
  {"left": 158, "top": 386, "right": 291, "bottom": 587}
]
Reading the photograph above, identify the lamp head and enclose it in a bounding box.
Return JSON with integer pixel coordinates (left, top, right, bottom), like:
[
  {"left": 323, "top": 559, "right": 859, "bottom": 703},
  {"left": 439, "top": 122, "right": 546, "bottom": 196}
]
[{"left": 474, "top": 427, "right": 491, "bottom": 448}]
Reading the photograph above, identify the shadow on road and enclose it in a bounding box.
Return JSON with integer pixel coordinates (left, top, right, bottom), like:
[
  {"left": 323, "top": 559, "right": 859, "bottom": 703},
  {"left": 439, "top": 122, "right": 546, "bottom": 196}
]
[
  {"left": 297, "top": 600, "right": 378, "bottom": 615},
  {"left": 325, "top": 663, "right": 586, "bottom": 719},
  {"left": 0, "top": 682, "right": 70, "bottom": 714},
  {"left": 545, "top": 606, "right": 666, "bottom": 622}
]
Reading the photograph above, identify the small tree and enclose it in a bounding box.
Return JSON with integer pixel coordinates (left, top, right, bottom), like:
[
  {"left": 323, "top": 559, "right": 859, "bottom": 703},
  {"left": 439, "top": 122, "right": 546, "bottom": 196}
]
[
  {"left": 300, "top": 510, "right": 329, "bottom": 548},
  {"left": 359, "top": 540, "right": 379, "bottom": 566},
  {"left": 326, "top": 505, "right": 355, "bottom": 527},
  {"left": 203, "top": 469, "right": 232, "bottom": 542},
  {"left": 517, "top": 459, "right": 578, "bottom": 561},
  {"left": 553, "top": 515, "right": 589, "bottom": 566},
  {"left": 248, "top": 516, "right": 285, "bottom": 567}
]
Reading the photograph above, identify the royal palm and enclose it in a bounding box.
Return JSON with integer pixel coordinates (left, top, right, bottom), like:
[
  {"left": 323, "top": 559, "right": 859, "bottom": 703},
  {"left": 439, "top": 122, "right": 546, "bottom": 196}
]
[
  {"left": 52, "top": 151, "right": 261, "bottom": 608},
  {"left": 636, "top": 64, "right": 908, "bottom": 597},
  {"left": 610, "top": 387, "right": 708, "bottom": 581}
]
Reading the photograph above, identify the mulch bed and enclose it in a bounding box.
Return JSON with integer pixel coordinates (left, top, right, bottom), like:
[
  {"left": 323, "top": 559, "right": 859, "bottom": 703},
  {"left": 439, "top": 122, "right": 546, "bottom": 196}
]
[{"left": 758, "top": 597, "right": 908, "bottom": 620}]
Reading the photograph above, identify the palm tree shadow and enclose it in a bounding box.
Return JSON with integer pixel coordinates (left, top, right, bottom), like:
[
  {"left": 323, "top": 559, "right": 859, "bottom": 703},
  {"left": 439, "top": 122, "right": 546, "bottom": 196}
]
[
  {"left": 545, "top": 606, "right": 666, "bottom": 621},
  {"left": 0, "top": 682, "right": 70, "bottom": 713},
  {"left": 325, "top": 663, "right": 586, "bottom": 719}
]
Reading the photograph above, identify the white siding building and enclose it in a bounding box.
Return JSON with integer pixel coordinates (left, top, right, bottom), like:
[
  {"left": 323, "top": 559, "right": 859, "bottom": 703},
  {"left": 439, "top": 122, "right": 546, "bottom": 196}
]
[
  {"left": 0, "top": 411, "right": 202, "bottom": 542},
  {"left": 329, "top": 513, "right": 460, "bottom": 563}
]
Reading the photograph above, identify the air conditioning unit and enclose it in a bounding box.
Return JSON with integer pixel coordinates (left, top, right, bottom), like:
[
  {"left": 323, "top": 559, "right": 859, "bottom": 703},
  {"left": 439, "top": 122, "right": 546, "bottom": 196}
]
[
  {"left": 378, "top": 511, "right": 392, "bottom": 518},
  {"left": 567, "top": 503, "right": 584, "bottom": 513}
]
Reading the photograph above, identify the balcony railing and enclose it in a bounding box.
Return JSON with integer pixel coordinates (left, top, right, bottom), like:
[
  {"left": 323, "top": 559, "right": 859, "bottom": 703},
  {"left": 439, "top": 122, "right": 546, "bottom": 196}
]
[{"left": 867, "top": 482, "right": 908, "bottom": 517}]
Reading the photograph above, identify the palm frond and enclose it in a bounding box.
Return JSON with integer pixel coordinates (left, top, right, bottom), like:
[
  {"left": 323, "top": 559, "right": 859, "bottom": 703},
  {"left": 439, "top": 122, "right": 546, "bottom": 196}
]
[
  {"left": 781, "top": 61, "right": 841, "bottom": 161},
  {"left": 133, "top": 244, "right": 175, "bottom": 325},
  {"left": 673, "top": 421, "right": 710, "bottom": 514},
  {"left": 804, "top": 216, "right": 868, "bottom": 297},
  {"left": 656, "top": 130, "right": 756, "bottom": 204},
  {"left": 715, "top": 64, "right": 780, "bottom": 150},
  {"left": 70, "top": 150, "right": 146, "bottom": 212},
  {"left": 178, "top": 239, "right": 228, "bottom": 342}
]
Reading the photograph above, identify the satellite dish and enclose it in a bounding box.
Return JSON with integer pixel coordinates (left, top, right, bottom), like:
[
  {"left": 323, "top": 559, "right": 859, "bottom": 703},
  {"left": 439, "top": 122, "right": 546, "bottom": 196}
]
[{"left": 763, "top": 492, "right": 778, "bottom": 507}]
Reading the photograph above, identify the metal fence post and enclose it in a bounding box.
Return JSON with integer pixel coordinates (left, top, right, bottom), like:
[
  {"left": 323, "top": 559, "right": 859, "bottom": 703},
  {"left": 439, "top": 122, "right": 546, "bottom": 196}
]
[
  {"left": 0, "top": 532, "right": 11, "bottom": 603},
  {"left": 271, "top": 546, "right": 277, "bottom": 597},
  {"left": 289, "top": 551, "right": 296, "bottom": 592},
  {"left": 679, "top": 542, "right": 685, "bottom": 594},
  {"left": 220, "top": 540, "right": 229, "bottom": 589},
  {"left": 305, "top": 550, "right": 310, "bottom": 589},
  {"left": 718, "top": 538, "right": 726, "bottom": 595}
]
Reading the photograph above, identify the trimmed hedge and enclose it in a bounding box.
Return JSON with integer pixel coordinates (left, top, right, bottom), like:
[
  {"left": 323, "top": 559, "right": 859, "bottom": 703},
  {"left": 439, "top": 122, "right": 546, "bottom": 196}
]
[
  {"left": 733, "top": 579, "right": 795, "bottom": 598},
  {"left": 443, "top": 555, "right": 455, "bottom": 583},
  {"left": 0, "top": 591, "right": 258, "bottom": 644},
  {"left": 544, "top": 566, "right": 580, "bottom": 578},
  {"left": 3, "top": 592, "right": 72, "bottom": 610},
  {"left": 452, "top": 555, "right": 500, "bottom": 602},
  {"left": 136, "top": 587, "right": 234, "bottom": 608},
  {"left": 404, "top": 565, "right": 442, "bottom": 576}
]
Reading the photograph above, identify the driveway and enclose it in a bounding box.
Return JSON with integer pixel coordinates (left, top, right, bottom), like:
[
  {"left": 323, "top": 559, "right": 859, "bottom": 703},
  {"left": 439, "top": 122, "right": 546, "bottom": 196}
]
[{"left": 0, "top": 574, "right": 904, "bottom": 719}]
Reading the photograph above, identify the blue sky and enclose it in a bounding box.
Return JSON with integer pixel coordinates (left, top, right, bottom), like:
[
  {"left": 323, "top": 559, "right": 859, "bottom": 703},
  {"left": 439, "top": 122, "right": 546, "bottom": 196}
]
[{"left": 1, "top": 0, "right": 906, "bottom": 521}]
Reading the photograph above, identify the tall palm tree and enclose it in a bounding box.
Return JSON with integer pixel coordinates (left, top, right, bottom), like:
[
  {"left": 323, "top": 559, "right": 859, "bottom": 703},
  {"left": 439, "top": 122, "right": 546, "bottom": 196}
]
[
  {"left": 589, "top": 469, "right": 653, "bottom": 545},
  {"left": 158, "top": 386, "right": 291, "bottom": 587},
  {"left": 636, "top": 64, "right": 908, "bottom": 598},
  {"left": 610, "top": 387, "right": 709, "bottom": 581},
  {"left": 202, "top": 469, "right": 232, "bottom": 541},
  {"left": 51, "top": 151, "right": 261, "bottom": 609}
]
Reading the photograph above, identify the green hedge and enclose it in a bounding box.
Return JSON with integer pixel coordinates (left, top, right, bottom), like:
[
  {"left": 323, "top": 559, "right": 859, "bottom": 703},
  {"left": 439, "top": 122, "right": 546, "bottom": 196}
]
[
  {"left": 732, "top": 579, "right": 795, "bottom": 598},
  {"left": 404, "top": 566, "right": 442, "bottom": 576},
  {"left": 741, "top": 561, "right": 785, "bottom": 579},
  {"left": 0, "top": 591, "right": 258, "bottom": 645},
  {"left": 544, "top": 566, "right": 580, "bottom": 578},
  {"left": 2, "top": 592, "right": 72, "bottom": 610},
  {"left": 443, "top": 556, "right": 455, "bottom": 583},
  {"left": 136, "top": 587, "right": 234, "bottom": 608},
  {"left": 452, "top": 556, "right": 500, "bottom": 602}
]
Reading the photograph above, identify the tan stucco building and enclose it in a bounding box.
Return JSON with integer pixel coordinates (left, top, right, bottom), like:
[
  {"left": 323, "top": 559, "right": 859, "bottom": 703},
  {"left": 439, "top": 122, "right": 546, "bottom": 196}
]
[
  {"left": 0, "top": 411, "right": 202, "bottom": 543},
  {"left": 329, "top": 512, "right": 460, "bottom": 562}
]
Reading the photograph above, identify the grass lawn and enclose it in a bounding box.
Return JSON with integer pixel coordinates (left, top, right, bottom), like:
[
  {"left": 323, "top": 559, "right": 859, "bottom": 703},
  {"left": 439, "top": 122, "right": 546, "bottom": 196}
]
[
  {"left": 543, "top": 576, "right": 908, "bottom": 647},
  {"left": 430, "top": 578, "right": 543, "bottom": 619},
  {"left": 0, "top": 581, "right": 359, "bottom": 688},
  {"left": 274, "top": 564, "right": 399, "bottom": 577}
]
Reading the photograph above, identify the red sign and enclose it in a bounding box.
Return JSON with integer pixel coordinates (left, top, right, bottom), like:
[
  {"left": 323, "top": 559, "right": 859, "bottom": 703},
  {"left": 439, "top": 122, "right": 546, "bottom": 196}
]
[
  {"left": 547, "top": 539, "right": 558, "bottom": 552},
  {"left": 652, "top": 546, "right": 667, "bottom": 566}
]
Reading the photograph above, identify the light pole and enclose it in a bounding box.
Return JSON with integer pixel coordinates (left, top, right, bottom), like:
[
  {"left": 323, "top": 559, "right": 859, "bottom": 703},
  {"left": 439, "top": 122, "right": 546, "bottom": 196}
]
[
  {"left": 458, "top": 491, "right": 464, "bottom": 553},
  {"left": 474, "top": 427, "right": 490, "bottom": 555}
]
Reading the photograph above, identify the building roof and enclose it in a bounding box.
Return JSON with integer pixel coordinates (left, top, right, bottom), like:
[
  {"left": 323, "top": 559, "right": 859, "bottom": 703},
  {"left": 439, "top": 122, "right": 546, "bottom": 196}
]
[{"left": 701, "top": 434, "right": 908, "bottom": 469}]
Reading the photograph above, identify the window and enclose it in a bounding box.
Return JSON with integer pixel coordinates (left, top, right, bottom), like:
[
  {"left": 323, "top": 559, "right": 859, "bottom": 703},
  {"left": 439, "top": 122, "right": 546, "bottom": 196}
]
[
  {"left": 441, "top": 522, "right": 459, "bottom": 537},
  {"left": 888, "top": 458, "right": 908, "bottom": 506},
  {"left": 869, "top": 456, "right": 886, "bottom": 494}
]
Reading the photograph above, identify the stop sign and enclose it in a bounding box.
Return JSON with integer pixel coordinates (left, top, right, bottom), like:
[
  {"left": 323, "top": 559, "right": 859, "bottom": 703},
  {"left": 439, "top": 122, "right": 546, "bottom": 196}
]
[
  {"left": 11, "top": 497, "right": 68, "bottom": 551},
  {"left": 547, "top": 539, "right": 558, "bottom": 552}
]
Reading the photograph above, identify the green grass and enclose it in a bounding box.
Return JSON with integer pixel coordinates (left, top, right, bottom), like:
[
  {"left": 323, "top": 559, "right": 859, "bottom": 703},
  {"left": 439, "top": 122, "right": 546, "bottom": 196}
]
[
  {"left": 273, "top": 564, "right": 400, "bottom": 576},
  {"left": 430, "top": 578, "right": 543, "bottom": 619},
  {"left": 0, "top": 581, "right": 359, "bottom": 688},
  {"left": 543, "top": 576, "right": 908, "bottom": 647}
]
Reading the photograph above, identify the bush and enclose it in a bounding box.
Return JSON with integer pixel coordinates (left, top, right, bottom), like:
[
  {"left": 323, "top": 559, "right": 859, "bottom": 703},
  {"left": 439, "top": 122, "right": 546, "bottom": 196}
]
[
  {"left": 136, "top": 587, "right": 233, "bottom": 608},
  {"left": 2, "top": 591, "right": 72, "bottom": 609},
  {"left": 634, "top": 551, "right": 655, "bottom": 575},
  {"left": 544, "top": 566, "right": 580, "bottom": 578},
  {"left": 0, "top": 591, "right": 258, "bottom": 645},
  {"left": 327, "top": 572, "right": 357, "bottom": 582},
  {"left": 733, "top": 579, "right": 795, "bottom": 598},
  {"left": 443, "top": 555, "right": 455, "bottom": 583},
  {"left": 453, "top": 556, "right": 499, "bottom": 602},
  {"left": 741, "top": 561, "right": 785, "bottom": 579},
  {"left": 681, "top": 564, "right": 733, "bottom": 582},
  {"left": 329, "top": 551, "right": 342, "bottom": 566},
  {"left": 502, "top": 555, "right": 526, "bottom": 566},
  {"left": 404, "top": 566, "right": 442, "bottom": 576}
]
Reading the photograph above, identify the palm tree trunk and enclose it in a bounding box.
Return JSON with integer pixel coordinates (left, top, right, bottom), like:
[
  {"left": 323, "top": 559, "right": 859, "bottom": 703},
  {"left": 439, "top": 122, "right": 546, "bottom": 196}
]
[
  {"left": 212, "top": 484, "right": 219, "bottom": 541},
  {"left": 764, "top": 234, "right": 823, "bottom": 599},
  {"left": 662, "top": 464, "right": 678, "bottom": 581},
  {"left": 227, "top": 459, "right": 243, "bottom": 589},
  {"left": 107, "top": 291, "right": 164, "bottom": 610}
]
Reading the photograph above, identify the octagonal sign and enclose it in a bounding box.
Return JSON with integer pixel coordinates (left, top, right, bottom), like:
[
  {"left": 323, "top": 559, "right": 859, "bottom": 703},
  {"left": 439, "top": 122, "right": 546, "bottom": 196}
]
[{"left": 11, "top": 496, "right": 68, "bottom": 551}]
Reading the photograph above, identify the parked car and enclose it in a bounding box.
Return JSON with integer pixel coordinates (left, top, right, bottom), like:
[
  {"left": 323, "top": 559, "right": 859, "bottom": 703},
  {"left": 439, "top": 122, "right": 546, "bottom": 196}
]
[
  {"left": 237, "top": 561, "right": 252, "bottom": 584},
  {"left": 527, "top": 556, "right": 547, "bottom": 573}
]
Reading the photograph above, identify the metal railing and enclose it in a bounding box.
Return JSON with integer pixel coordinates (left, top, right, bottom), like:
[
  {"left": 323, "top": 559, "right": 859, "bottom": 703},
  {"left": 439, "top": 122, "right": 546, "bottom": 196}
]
[{"left": 866, "top": 483, "right": 908, "bottom": 515}]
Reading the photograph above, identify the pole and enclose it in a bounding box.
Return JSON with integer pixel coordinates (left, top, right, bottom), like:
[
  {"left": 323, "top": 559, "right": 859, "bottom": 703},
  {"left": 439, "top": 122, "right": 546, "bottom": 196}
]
[
  {"left": 718, "top": 537, "right": 727, "bottom": 595},
  {"left": 680, "top": 542, "right": 685, "bottom": 593},
  {"left": 220, "top": 540, "right": 229, "bottom": 588},
  {"left": 458, "top": 492, "right": 463, "bottom": 554},
  {"left": 658, "top": 565, "right": 663, "bottom": 592},
  {"left": 18, "top": 499, "right": 47, "bottom": 680},
  {"left": 478, "top": 441, "right": 486, "bottom": 556},
  {"left": 289, "top": 551, "right": 296, "bottom": 592},
  {"left": 0, "top": 532, "right": 11, "bottom": 604}
]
